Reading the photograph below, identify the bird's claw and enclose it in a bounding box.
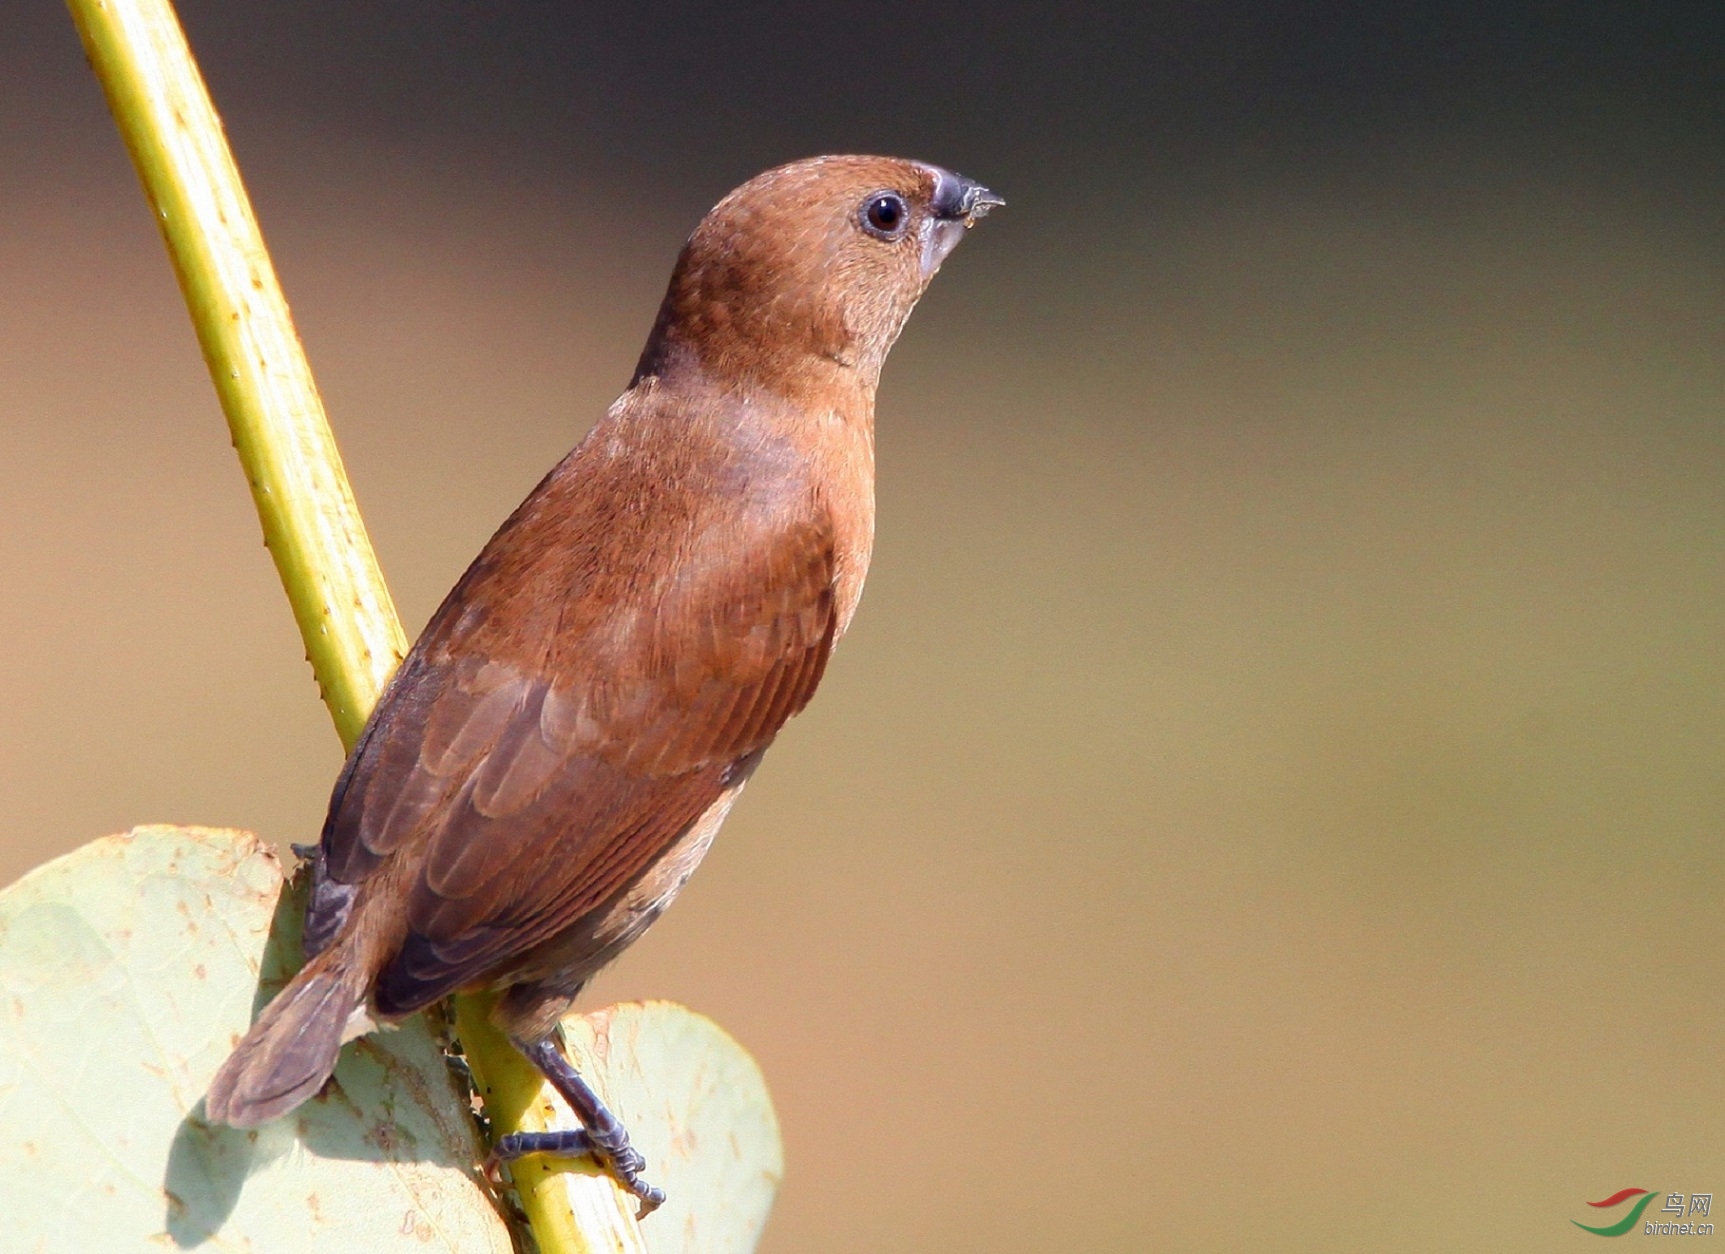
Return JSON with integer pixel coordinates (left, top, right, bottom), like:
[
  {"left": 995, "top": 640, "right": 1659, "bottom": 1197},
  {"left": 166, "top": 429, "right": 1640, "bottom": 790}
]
[
  {"left": 586, "top": 1129, "right": 664, "bottom": 1217},
  {"left": 612, "top": 1163, "right": 665, "bottom": 1219},
  {"left": 484, "top": 1127, "right": 664, "bottom": 1218}
]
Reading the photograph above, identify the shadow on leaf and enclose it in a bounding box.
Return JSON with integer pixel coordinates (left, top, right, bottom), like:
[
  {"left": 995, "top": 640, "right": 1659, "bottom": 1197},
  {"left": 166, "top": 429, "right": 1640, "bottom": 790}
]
[{"left": 162, "top": 853, "right": 491, "bottom": 1244}]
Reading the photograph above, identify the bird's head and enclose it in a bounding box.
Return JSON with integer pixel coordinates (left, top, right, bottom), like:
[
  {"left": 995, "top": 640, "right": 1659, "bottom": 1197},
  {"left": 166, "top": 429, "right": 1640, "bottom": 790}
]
[{"left": 635, "top": 155, "right": 1001, "bottom": 397}]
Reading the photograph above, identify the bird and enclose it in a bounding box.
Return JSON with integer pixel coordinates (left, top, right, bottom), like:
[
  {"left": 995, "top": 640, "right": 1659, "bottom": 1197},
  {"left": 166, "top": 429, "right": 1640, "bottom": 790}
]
[{"left": 204, "top": 154, "right": 1000, "bottom": 1214}]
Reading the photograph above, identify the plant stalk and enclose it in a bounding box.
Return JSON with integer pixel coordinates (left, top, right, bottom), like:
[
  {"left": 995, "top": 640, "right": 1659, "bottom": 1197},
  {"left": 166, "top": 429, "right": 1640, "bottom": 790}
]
[{"left": 63, "top": 1, "right": 637, "bottom": 1247}]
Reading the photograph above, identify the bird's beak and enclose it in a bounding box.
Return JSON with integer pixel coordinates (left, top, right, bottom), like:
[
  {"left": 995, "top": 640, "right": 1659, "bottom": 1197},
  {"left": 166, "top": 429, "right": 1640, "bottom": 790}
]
[{"left": 921, "top": 167, "right": 1002, "bottom": 279}]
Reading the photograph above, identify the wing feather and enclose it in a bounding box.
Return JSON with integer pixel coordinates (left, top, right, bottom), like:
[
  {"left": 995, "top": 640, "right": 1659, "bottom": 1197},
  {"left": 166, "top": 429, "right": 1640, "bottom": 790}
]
[{"left": 319, "top": 505, "right": 839, "bottom": 1016}]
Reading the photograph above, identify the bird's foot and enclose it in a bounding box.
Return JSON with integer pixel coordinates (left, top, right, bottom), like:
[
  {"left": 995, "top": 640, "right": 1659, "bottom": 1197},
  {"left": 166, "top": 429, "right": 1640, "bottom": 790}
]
[
  {"left": 581, "top": 1127, "right": 665, "bottom": 1218},
  {"left": 486, "top": 1127, "right": 664, "bottom": 1216},
  {"left": 509, "top": 1034, "right": 666, "bottom": 1219},
  {"left": 485, "top": 1127, "right": 589, "bottom": 1186}
]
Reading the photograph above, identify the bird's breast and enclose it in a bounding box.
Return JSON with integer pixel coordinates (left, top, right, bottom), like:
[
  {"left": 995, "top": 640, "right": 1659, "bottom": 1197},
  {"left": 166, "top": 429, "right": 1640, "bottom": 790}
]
[{"left": 808, "top": 405, "right": 875, "bottom": 639}]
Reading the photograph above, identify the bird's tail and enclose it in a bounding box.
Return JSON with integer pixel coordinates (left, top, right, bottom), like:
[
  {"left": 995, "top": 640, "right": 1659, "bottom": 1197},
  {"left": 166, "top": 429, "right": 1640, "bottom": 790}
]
[{"left": 204, "top": 944, "right": 370, "bottom": 1128}]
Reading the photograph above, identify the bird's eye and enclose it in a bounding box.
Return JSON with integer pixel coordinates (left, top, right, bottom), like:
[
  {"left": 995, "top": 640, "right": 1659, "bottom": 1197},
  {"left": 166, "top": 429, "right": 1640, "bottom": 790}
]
[{"left": 860, "top": 192, "right": 909, "bottom": 240}]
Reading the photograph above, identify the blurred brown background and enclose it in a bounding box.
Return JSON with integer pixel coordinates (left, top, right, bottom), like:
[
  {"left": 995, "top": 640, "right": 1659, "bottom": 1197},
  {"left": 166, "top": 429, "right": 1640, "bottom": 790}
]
[{"left": 4, "top": 3, "right": 1723, "bottom": 1249}]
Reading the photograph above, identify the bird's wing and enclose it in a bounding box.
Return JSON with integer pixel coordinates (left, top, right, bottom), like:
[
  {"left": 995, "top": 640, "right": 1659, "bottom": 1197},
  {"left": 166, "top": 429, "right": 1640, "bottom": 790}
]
[{"left": 312, "top": 510, "right": 837, "bottom": 1014}]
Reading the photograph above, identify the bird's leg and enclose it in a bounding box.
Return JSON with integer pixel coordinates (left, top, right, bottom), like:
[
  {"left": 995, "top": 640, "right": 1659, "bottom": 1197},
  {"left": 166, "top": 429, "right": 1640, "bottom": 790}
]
[
  {"left": 484, "top": 1126, "right": 593, "bottom": 1190},
  {"left": 490, "top": 1034, "right": 665, "bottom": 1218}
]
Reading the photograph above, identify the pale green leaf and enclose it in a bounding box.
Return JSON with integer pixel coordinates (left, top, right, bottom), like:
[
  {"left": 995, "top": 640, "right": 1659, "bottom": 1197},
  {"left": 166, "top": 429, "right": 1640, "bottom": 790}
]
[
  {"left": 546, "top": 1002, "right": 784, "bottom": 1254},
  {"left": 0, "top": 825, "right": 782, "bottom": 1253},
  {"left": 0, "top": 825, "right": 510, "bottom": 1251}
]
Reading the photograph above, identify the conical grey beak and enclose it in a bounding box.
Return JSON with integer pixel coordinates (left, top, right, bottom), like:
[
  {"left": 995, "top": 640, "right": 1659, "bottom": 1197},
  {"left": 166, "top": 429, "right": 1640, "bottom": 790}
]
[
  {"left": 921, "top": 166, "right": 1002, "bottom": 278},
  {"left": 931, "top": 169, "right": 1004, "bottom": 225}
]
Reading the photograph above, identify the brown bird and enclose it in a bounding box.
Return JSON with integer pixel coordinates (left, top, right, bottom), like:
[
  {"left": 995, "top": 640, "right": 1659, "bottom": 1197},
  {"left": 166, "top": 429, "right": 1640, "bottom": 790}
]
[{"left": 203, "top": 155, "right": 999, "bottom": 1211}]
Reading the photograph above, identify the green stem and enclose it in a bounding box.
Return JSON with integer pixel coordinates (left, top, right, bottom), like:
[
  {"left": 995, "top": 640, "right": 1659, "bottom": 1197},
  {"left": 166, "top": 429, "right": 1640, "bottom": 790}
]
[
  {"left": 63, "top": 1, "right": 638, "bottom": 1247},
  {"left": 456, "top": 995, "right": 649, "bottom": 1253},
  {"left": 64, "top": 0, "right": 401, "bottom": 746}
]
